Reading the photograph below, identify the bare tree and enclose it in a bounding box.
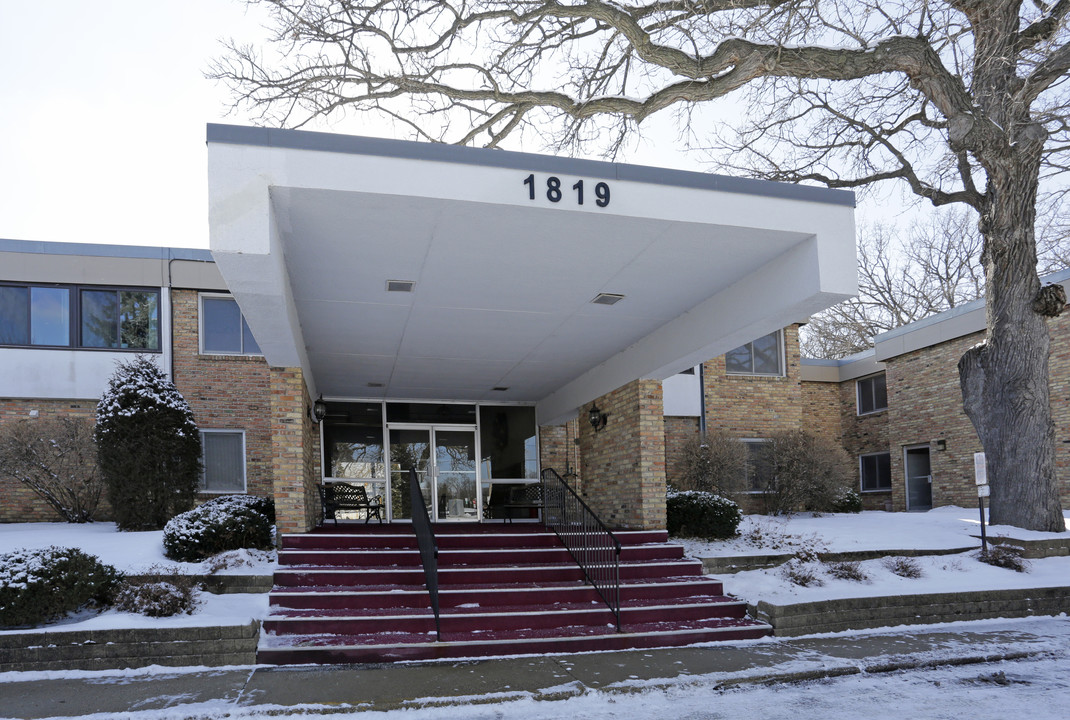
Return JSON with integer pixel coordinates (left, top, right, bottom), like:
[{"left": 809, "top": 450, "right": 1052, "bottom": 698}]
[
  {"left": 802, "top": 209, "right": 986, "bottom": 358},
  {"left": 0, "top": 417, "right": 104, "bottom": 523},
  {"left": 213, "top": 1, "right": 1070, "bottom": 531}
]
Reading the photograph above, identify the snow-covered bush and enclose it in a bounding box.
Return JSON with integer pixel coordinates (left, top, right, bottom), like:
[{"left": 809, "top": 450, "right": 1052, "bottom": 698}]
[
  {"left": 163, "top": 495, "right": 275, "bottom": 562},
  {"left": 780, "top": 557, "right": 824, "bottom": 587},
  {"left": 115, "top": 579, "right": 198, "bottom": 617},
  {"left": 0, "top": 417, "right": 104, "bottom": 522},
  {"left": 825, "top": 560, "right": 869, "bottom": 582},
  {"left": 202, "top": 493, "right": 275, "bottom": 523},
  {"left": 883, "top": 556, "right": 924, "bottom": 578},
  {"left": 95, "top": 355, "right": 202, "bottom": 530},
  {"left": 830, "top": 488, "right": 863, "bottom": 514},
  {"left": 666, "top": 490, "right": 742, "bottom": 539},
  {"left": 979, "top": 543, "right": 1029, "bottom": 573},
  {"left": 0, "top": 546, "right": 120, "bottom": 627}
]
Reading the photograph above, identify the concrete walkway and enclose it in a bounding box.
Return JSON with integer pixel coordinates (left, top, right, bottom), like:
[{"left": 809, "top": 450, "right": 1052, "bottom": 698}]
[{"left": 3, "top": 618, "right": 1067, "bottom": 719}]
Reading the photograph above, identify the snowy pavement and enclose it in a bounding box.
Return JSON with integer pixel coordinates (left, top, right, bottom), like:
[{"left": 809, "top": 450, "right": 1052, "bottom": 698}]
[{"left": 0, "top": 616, "right": 1067, "bottom": 719}]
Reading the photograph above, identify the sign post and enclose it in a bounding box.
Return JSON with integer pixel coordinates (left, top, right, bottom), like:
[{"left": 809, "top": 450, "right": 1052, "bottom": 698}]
[{"left": 974, "top": 452, "right": 988, "bottom": 554}]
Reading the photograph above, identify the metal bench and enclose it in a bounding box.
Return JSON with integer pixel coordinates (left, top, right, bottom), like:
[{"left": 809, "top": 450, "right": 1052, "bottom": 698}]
[
  {"left": 503, "top": 484, "right": 542, "bottom": 522},
  {"left": 318, "top": 483, "right": 384, "bottom": 524}
]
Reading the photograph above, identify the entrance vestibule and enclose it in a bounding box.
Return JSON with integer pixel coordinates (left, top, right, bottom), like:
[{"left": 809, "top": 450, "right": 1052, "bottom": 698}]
[{"left": 321, "top": 401, "right": 539, "bottom": 523}]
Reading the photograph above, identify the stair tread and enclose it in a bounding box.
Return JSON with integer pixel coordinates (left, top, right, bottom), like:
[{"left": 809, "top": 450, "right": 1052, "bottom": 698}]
[
  {"left": 261, "top": 617, "right": 769, "bottom": 648},
  {"left": 266, "top": 596, "right": 743, "bottom": 619}
]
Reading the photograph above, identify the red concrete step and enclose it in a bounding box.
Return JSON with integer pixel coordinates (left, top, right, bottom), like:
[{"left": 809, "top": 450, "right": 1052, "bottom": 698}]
[
  {"left": 272, "top": 559, "right": 704, "bottom": 588},
  {"left": 263, "top": 599, "right": 749, "bottom": 637},
  {"left": 278, "top": 544, "right": 683, "bottom": 567},
  {"left": 257, "top": 618, "right": 771, "bottom": 664},
  {"left": 268, "top": 577, "right": 728, "bottom": 611}
]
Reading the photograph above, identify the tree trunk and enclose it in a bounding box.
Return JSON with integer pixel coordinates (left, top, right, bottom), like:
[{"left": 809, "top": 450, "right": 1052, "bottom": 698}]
[{"left": 958, "top": 161, "right": 1065, "bottom": 533}]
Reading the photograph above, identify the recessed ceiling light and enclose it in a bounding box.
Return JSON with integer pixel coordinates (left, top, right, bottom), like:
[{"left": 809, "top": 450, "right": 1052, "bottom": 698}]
[
  {"left": 387, "top": 280, "right": 416, "bottom": 292},
  {"left": 591, "top": 293, "right": 625, "bottom": 306},
  {"left": 492, "top": 386, "right": 509, "bottom": 392}
]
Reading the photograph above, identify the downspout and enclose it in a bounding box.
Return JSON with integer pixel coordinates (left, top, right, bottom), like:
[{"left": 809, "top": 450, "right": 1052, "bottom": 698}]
[{"left": 698, "top": 362, "right": 707, "bottom": 439}]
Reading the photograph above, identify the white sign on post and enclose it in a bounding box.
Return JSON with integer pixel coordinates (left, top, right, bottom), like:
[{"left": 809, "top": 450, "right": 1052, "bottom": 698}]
[
  {"left": 974, "top": 452, "right": 987, "bottom": 485},
  {"left": 977, "top": 484, "right": 990, "bottom": 498}
]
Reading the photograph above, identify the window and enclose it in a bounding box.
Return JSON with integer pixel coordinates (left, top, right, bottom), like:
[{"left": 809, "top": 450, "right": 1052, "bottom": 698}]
[
  {"left": 742, "top": 439, "right": 774, "bottom": 492},
  {"left": 200, "top": 430, "right": 247, "bottom": 493},
  {"left": 860, "top": 452, "right": 891, "bottom": 492},
  {"left": 857, "top": 373, "right": 888, "bottom": 415},
  {"left": 0, "top": 283, "right": 158, "bottom": 350},
  {"left": 725, "top": 331, "right": 784, "bottom": 376},
  {"left": 200, "top": 295, "right": 261, "bottom": 355}
]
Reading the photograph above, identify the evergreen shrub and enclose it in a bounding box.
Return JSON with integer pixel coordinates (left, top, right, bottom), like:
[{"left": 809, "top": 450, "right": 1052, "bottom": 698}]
[
  {"left": 666, "top": 490, "right": 742, "bottom": 539},
  {"left": 163, "top": 495, "right": 275, "bottom": 562},
  {"left": 830, "top": 488, "right": 863, "bottom": 514},
  {"left": 0, "top": 547, "right": 120, "bottom": 628},
  {"left": 95, "top": 355, "right": 202, "bottom": 530}
]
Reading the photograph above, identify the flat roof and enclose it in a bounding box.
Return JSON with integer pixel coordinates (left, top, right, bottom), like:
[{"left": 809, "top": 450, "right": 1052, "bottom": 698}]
[
  {"left": 207, "top": 125, "right": 858, "bottom": 424},
  {"left": 207, "top": 124, "right": 856, "bottom": 208}
]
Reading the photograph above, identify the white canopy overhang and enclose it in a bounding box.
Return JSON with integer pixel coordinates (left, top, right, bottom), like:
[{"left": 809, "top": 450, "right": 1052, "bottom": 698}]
[{"left": 206, "top": 125, "right": 857, "bottom": 425}]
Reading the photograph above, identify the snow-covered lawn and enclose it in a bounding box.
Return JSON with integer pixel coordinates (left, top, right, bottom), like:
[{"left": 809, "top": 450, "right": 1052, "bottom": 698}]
[
  {"left": 0, "top": 522, "right": 276, "bottom": 576},
  {"left": 0, "top": 522, "right": 275, "bottom": 635},
  {"left": 1, "top": 507, "right": 1068, "bottom": 633},
  {"left": 676, "top": 506, "right": 1070, "bottom": 605}
]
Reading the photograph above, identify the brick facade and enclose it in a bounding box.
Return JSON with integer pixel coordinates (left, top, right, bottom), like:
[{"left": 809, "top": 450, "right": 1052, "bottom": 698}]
[
  {"left": 538, "top": 419, "right": 582, "bottom": 486},
  {"left": 663, "top": 415, "right": 700, "bottom": 488},
  {"left": 170, "top": 290, "right": 274, "bottom": 500},
  {"left": 702, "top": 326, "right": 804, "bottom": 437},
  {"left": 578, "top": 379, "right": 666, "bottom": 530},
  {"left": 881, "top": 312, "right": 1070, "bottom": 511},
  {"left": 269, "top": 366, "right": 321, "bottom": 534}
]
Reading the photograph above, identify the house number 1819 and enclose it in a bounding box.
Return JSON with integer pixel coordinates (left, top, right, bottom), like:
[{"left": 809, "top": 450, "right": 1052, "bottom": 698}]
[{"left": 523, "top": 173, "right": 611, "bottom": 208}]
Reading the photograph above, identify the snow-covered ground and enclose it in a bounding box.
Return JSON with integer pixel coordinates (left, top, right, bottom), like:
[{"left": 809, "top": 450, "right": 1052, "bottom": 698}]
[
  {"left": 2, "top": 507, "right": 1068, "bottom": 633},
  {"left": 675, "top": 506, "right": 1070, "bottom": 605},
  {"left": 0, "top": 522, "right": 275, "bottom": 635},
  {"left": 0, "top": 522, "right": 276, "bottom": 576}
]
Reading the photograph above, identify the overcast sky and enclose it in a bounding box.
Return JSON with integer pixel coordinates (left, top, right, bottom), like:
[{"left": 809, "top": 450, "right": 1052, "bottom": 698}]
[{"left": 0, "top": 2, "right": 899, "bottom": 251}]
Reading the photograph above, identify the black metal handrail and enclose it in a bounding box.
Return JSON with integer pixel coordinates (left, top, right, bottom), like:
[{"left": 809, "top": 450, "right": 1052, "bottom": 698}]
[
  {"left": 408, "top": 467, "right": 441, "bottom": 641},
  {"left": 540, "top": 467, "right": 623, "bottom": 631}
]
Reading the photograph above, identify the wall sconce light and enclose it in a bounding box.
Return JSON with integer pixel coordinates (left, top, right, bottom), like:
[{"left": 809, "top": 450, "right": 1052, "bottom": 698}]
[
  {"left": 588, "top": 403, "right": 608, "bottom": 432},
  {"left": 934, "top": 439, "right": 946, "bottom": 451},
  {"left": 310, "top": 395, "right": 328, "bottom": 423}
]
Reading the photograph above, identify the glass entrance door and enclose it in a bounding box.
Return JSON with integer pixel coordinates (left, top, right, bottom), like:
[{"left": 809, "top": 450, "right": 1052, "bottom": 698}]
[{"left": 388, "top": 426, "right": 479, "bottom": 522}]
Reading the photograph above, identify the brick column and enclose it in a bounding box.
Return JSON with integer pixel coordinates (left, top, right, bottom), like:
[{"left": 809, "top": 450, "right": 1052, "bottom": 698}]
[
  {"left": 578, "top": 379, "right": 666, "bottom": 530},
  {"left": 538, "top": 419, "right": 582, "bottom": 489},
  {"left": 270, "top": 367, "right": 320, "bottom": 534}
]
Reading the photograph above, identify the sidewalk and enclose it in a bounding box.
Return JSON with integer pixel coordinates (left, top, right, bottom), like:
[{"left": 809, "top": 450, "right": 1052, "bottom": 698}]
[{"left": 2, "top": 617, "right": 1067, "bottom": 719}]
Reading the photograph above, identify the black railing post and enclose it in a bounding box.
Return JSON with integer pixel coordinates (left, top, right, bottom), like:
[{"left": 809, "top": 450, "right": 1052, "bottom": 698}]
[
  {"left": 540, "top": 468, "right": 622, "bottom": 631},
  {"left": 408, "top": 467, "right": 441, "bottom": 642}
]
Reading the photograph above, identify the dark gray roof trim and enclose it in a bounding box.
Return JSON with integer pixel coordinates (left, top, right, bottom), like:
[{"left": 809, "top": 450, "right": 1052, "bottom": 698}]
[
  {"left": 0, "top": 238, "right": 213, "bottom": 262},
  {"left": 207, "top": 124, "right": 856, "bottom": 208},
  {"left": 800, "top": 349, "right": 876, "bottom": 367},
  {"left": 874, "top": 266, "right": 1070, "bottom": 345}
]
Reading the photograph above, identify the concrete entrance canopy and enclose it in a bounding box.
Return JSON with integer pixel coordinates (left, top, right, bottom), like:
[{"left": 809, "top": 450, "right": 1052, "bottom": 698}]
[{"left": 207, "top": 124, "right": 856, "bottom": 425}]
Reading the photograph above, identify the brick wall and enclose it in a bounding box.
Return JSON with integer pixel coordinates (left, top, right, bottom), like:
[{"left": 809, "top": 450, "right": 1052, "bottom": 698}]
[
  {"left": 170, "top": 290, "right": 274, "bottom": 500},
  {"left": 270, "top": 366, "right": 320, "bottom": 534},
  {"left": 835, "top": 378, "right": 893, "bottom": 510},
  {"left": 539, "top": 420, "right": 582, "bottom": 487},
  {"left": 579, "top": 380, "right": 666, "bottom": 529},
  {"left": 703, "top": 325, "right": 804, "bottom": 436},
  {"left": 0, "top": 399, "right": 103, "bottom": 522},
  {"left": 663, "top": 415, "right": 700, "bottom": 489},
  {"left": 884, "top": 313, "right": 1070, "bottom": 511}
]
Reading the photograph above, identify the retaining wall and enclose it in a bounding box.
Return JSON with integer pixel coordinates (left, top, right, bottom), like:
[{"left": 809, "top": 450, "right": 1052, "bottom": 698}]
[
  {"left": 750, "top": 586, "right": 1070, "bottom": 636},
  {"left": 0, "top": 621, "right": 259, "bottom": 672}
]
